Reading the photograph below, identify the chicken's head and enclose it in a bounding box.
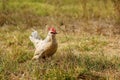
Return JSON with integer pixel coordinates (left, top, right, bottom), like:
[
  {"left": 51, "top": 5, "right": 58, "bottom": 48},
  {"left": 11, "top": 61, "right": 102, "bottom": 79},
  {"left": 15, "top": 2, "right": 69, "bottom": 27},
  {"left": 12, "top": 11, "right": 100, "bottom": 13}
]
[{"left": 48, "top": 27, "right": 57, "bottom": 34}]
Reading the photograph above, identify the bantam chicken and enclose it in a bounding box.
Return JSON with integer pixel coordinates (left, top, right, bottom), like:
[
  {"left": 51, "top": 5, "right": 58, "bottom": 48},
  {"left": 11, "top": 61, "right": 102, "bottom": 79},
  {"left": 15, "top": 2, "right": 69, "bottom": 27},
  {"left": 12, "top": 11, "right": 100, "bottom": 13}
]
[{"left": 29, "top": 27, "right": 58, "bottom": 60}]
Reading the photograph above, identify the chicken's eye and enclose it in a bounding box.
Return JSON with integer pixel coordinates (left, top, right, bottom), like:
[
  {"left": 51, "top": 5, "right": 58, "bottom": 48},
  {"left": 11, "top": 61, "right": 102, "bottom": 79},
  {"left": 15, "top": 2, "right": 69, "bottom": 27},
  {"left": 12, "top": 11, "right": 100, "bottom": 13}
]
[{"left": 51, "top": 32, "right": 55, "bottom": 34}]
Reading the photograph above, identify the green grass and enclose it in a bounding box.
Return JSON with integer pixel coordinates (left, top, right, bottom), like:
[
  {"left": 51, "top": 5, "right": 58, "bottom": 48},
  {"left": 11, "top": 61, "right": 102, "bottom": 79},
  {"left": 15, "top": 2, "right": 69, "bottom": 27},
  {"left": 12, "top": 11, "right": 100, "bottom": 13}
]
[
  {"left": 0, "top": 0, "right": 117, "bottom": 28},
  {"left": 0, "top": 0, "right": 115, "bottom": 18}
]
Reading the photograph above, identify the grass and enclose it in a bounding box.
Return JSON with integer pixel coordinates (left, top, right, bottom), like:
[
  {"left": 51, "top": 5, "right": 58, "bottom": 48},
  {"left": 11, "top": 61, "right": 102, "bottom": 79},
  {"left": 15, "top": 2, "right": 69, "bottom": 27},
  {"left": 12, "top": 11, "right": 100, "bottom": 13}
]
[
  {"left": 0, "top": 0, "right": 120, "bottom": 80},
  {"left": 0, "top": 0, "right": 118, "bottom": 29},
  {"left": 0, "top": 25, "right": 120, "bottom": 80},
  {"left": 0, "top": 0, "right": 116, "bottom": 26}
]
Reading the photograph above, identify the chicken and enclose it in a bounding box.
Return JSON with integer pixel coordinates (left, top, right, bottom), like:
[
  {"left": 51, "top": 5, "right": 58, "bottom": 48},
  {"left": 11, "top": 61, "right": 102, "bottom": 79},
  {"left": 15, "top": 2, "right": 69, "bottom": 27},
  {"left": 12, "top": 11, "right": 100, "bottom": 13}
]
[{"left": 29, "top": 27, "right": 58, "bottom": 60}]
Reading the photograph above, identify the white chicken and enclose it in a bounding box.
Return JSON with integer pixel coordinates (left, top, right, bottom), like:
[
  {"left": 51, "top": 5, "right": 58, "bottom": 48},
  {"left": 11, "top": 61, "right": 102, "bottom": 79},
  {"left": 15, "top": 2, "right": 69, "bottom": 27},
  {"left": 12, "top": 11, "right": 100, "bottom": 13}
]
[{"left": 29, "top": 27, "right": 58, "bottom": 60}]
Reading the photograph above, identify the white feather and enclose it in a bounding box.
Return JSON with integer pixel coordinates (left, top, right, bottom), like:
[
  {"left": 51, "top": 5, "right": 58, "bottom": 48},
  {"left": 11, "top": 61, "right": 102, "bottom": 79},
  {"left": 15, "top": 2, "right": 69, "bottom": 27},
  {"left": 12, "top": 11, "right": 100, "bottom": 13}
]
[{"left": 29, "top": 31, "right": 42, "bottom": 48}]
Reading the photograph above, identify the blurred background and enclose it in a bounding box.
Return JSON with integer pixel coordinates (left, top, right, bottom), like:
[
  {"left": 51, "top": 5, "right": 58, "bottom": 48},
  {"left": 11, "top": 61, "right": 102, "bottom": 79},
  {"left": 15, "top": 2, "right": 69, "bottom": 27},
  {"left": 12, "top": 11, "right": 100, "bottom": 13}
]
[
  {"left": 0, "top": 0, "right": 120, "bottom": 35},
  {"left": 0, "top": 0, "right": 120, "bottom": 26}
]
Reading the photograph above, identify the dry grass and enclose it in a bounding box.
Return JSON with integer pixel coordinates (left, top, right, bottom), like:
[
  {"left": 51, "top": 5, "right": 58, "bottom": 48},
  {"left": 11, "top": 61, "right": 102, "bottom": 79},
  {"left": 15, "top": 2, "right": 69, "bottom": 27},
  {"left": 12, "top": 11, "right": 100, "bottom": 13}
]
[{"left": 0, "top": 21, "right": 120, "bottom": 80}]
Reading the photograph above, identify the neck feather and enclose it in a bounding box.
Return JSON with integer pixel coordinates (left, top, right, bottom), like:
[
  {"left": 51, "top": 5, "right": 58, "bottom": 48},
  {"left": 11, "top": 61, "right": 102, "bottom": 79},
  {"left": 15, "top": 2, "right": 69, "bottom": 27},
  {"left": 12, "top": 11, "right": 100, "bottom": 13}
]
[{"left": 45, "top": 34, "right": 56, "bottom": 42}]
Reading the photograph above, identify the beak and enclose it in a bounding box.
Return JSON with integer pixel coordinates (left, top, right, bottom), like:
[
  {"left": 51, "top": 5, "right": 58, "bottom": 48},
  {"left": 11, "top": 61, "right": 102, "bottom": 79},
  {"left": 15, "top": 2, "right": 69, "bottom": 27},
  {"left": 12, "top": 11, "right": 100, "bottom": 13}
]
[{"left": 51, "top": 31, "right": 57, "bottom": 34}]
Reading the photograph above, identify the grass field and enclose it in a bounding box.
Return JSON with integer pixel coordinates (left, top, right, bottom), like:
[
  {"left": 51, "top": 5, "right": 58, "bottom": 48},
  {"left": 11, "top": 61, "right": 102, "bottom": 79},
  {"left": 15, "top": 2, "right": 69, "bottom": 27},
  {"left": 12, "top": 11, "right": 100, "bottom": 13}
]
[
  {"left": 0, "top": 0, "right": 120, "bottom": 80},
  {"left": 0, "top": 0, "right": 116, "bottom": 26}
]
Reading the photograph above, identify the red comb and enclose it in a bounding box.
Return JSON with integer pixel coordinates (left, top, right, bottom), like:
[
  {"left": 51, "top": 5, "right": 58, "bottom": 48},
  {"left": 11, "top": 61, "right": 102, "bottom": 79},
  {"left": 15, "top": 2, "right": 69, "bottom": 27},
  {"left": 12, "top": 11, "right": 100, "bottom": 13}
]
[{"left": 48, "top": 27, "right": 56, "bottom": 32}]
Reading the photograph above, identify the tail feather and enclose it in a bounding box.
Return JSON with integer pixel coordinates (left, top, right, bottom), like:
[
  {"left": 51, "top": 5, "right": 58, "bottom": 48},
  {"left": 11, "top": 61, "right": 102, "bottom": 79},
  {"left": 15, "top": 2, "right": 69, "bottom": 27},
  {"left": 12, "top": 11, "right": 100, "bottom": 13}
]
[{"left": 29, "top": 31, "right": 42, "bottom": 48}]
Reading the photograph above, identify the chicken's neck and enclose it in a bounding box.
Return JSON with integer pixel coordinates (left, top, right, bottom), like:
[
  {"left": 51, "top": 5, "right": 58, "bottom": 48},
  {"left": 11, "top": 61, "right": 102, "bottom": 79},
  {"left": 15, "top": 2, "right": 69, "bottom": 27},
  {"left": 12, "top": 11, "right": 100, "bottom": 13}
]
[{"left": 45, "top": 34, "right": 56, "bottom": 43}]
